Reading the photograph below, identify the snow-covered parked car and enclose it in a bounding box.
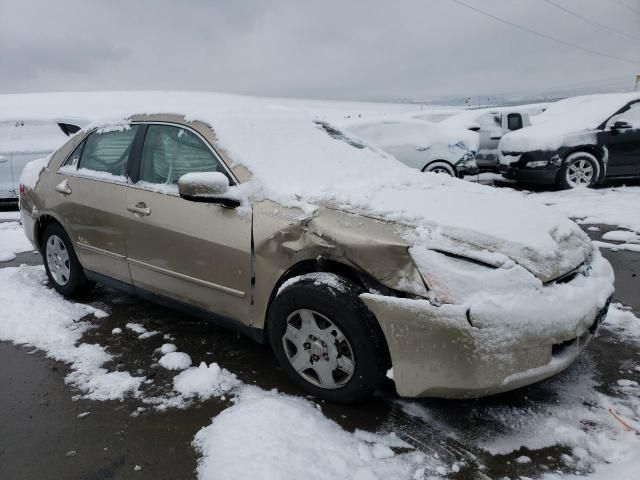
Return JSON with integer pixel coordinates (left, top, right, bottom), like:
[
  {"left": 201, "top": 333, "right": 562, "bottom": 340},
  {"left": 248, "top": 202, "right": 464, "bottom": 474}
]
[
  {"left": 438, "top": 106, "right": 543, "bottom": 171},
  {"left": 499, "top": 93, "right": 640, "bottom": 189},
  {"left": 0, "top": 118, "right": 87, "bottom": 202},
  {"left": 335, "top": 118, "right": 479, "bottom": 177},
  {"left": 19, "top": 93, "right": 614, "bottom": 403}
]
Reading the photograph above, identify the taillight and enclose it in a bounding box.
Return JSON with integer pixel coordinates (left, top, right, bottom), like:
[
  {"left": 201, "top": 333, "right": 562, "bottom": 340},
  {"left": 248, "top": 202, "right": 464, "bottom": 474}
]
[{"left": 19, "top": 184, "right": 25, "bottom": 194}]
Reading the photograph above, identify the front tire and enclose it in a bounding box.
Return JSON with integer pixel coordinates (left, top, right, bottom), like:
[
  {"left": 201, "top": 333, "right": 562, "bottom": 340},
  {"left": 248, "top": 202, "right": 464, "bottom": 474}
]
[
  {"left": 42, "top": 223, "right": 93, "bottom": 297},
  {"left": 423, "top": 160, "right": 456, "bottom": 177},
  {"left": 268, "top": 273, "right": 389, "bottom": 404},
  {"left": 557, "top": 152, "right": 600, "bottom": 189}
]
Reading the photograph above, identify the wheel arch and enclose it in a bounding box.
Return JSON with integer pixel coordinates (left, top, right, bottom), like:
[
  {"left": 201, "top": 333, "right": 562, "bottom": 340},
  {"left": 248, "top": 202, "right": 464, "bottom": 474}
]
[
  {"left": 421, "top": 159, "right": 457, "bottom": 176},
  {"left": 263, "top": 258, "right": 391, "bottom": 358},
  {"left": 561, "top": 146, "right": 606, "bottom": 183},
  {"left": 34, "top": 213, "right": 71, "bottom": 253}
]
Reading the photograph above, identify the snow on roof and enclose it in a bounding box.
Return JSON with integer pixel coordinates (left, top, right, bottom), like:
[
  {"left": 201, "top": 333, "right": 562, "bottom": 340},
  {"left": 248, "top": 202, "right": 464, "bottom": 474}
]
[
  {"left": 2, "top": 91, "right": 588, "bottom": 267},
  {"left": 335, "top": 116, "right": 479, "bottom": 151},
  {"left": 439, "top": 103, "right": 548, "bottom": 130},
  {"left": 500, "top": 92, "right": 640, "bottom": 152}
]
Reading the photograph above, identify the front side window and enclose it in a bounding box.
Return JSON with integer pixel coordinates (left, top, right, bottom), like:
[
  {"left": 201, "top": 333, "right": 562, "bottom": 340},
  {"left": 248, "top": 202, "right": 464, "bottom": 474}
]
[
  {"left": 138, "top": 125, "right": 230, "bottom": 185},
  {"left": 608, "top": 102, "right": 640, "bottom": 129},
  {"left": 507, "top": 113, "right": 523, "bottom": 131},
  {"left": 78, "top": 126, "right": 139, "bottom": 177}
]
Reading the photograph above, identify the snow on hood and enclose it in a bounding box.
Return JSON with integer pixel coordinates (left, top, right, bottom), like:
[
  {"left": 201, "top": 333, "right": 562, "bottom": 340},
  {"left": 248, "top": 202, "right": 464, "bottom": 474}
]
[
  {"left": 500, "top": 92, "right": 640, "bottom": 153},
  {"left": 2, "top": 91, "right": 591, "bottom": 279}
]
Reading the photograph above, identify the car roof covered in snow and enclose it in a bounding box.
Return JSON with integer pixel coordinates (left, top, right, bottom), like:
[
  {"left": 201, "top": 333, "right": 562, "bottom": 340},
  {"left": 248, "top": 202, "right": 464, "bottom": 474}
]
[
  {"left": 4, "top": 91, "right": 589, "bottom": 272},
  {"left": 500, "top": 92, "right": 640, "bottom": 153},
  {"left": 334, "top": 116, "right": 479, "bottom": 151}
]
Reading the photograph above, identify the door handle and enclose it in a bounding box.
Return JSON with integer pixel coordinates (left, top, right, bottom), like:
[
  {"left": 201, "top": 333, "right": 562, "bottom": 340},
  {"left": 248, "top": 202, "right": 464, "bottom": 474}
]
[
  {"left": 127, "top": 202, "right": 151, "bottom": 216},
  {"left": 55, "top": 179, "right": 72, "bottom": 195}
]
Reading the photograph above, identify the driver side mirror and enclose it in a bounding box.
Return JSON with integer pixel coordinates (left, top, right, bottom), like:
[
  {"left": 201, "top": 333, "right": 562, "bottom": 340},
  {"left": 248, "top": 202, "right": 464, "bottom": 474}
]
[
  {"left": 177, "top": 172, "right": 240, "bottom": 208},
  {"left": 612, "top": 120, "right": 631, "bottom": 130}
]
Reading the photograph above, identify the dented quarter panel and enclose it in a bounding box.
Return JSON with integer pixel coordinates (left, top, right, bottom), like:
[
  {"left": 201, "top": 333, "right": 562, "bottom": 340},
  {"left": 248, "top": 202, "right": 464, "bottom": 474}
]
[{"left": 251, "top": 200, "right": 428, "bottom": 329}]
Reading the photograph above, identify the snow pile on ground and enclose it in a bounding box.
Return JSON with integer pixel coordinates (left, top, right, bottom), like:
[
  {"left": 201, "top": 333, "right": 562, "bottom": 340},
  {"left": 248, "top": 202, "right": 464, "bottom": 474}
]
[
  {"left": 173, "top": 362, "right": 240, "bottom": 400},
  {"left": 125, "top": 322, "right": 159, "bottom": 339},
  {"left": 159, "top": 351, "right": 192, "bottom": 370},
  {"left": 604, "top": 303, "right": 640, "bottom": 341},
  {"left": 0, "top": 210, "right": 20, "bottom": 220},
  {"left": 0, "top": 221, "right": 34, "bottom": 261},
  {"left": 0, "top": 265, "right": 145, "bottom": 400},
  {"left": 532, "top": 185, "right": 640, "bottom": 236},
  {"left": 193, "top": 386, "right": 444, "bottom": 480}
]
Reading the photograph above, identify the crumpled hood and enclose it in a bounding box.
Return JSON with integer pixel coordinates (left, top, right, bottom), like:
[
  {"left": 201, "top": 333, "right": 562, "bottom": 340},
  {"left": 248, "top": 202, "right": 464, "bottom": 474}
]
[{"left": 312, "top": 172, "right": 592, "bottom": 283}]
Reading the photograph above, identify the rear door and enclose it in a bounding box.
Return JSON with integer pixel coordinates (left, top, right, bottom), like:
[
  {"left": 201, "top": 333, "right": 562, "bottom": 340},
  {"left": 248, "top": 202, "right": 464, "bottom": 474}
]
[
  {"left": 52, "top": 125, "right": 141, "bottom": 283},
  {"left": 124, "top": 123, "right": 252, "bottom": 324}
]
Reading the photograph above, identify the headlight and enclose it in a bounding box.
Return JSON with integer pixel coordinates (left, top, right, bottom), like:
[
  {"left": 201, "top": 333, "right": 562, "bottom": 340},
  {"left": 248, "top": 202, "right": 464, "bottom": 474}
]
[
  {"left": 526, "top": 160, "right": 548, "bottom": 168},
  {"left": 409, "top": 248, "right": 539, "bottom": 305}
]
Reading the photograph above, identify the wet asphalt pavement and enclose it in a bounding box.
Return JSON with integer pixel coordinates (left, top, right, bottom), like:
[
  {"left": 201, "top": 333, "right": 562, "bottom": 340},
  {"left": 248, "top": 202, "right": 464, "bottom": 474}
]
[{"left": 0, "top": 211, "right": 638, "bottom": 480}]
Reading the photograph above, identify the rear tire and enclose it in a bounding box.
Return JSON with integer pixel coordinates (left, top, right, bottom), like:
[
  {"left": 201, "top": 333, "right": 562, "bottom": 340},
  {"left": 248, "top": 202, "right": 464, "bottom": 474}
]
[
  {"left": 42, "top": 223, "right": 93, "bottom": 297},
  {"left": 268, "top": 273, "right": 389, "bottom": 404},
  {"left": 423, "top": 160, "right": 456, "bottom": 177},
  {"left": 557, "top": 152, "right": 600, "bottom": 189}
]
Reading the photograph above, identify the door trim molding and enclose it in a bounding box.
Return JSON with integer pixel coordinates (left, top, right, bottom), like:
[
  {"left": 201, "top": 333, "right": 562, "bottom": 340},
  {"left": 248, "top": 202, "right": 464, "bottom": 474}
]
[
  {"left": 127, "top": 257, "right": 246, "bottom": 298},
  {"left": 76, "top": 242, "right": 126, "bottom": 260}
]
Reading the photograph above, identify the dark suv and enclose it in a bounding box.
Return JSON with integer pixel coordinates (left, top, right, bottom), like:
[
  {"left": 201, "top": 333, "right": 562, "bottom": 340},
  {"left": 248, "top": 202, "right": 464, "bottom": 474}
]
[{"left": 498, "top": 93, "right": 640, "bottom": 189}]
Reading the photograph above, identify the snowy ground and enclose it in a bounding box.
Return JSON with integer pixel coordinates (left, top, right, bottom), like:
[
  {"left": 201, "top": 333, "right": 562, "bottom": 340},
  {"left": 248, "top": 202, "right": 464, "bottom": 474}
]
[{"left": 1, "top": 180, "right": 639, "bottom": 480}]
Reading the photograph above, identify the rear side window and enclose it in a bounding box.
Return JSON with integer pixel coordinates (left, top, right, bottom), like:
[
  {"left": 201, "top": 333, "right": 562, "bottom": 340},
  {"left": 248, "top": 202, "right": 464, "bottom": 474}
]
[
  {"left": 138, "top": 125, "right": 230, "bottom": 185},
  {"left": 78, "top": 126, "right": 139, "bottom": 177},
  {"left": 507, "top": 113, "right": 523, "bottom": 131}
]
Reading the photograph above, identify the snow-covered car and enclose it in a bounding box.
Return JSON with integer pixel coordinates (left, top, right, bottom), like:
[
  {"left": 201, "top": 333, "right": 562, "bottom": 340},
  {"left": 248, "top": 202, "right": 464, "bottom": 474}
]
[
  {"left": 499, "top": 93, "right": 640, "bottom": 189},
  {"left": 19, "top": 94, "right": 614, "bottom": 403},
  {"left": 439, "top": 107, "right": 539, "bottom": 171},
  {"left": 0, "top": 118, "right": 86, "bottom": 202},
  {"left": 335, "top": 118, "right": 479, "bottom": 177}
]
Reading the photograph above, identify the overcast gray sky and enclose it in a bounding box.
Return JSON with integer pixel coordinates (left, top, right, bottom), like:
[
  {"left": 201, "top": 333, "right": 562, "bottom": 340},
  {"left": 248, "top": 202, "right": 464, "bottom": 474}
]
[{"left": 1, "top": 0, "right": 638, "bottom": 102}]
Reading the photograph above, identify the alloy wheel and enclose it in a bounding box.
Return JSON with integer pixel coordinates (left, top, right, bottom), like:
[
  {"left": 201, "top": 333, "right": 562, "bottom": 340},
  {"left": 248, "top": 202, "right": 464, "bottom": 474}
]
[
  {"left": 566, "top": 158, "right": 594, "bottom": 186},
  {"left": 282, "top": 308, "right": 355, "bottom": 389},
  {"left": 45, "top": 234, "right": 71, "bottom": 286}
]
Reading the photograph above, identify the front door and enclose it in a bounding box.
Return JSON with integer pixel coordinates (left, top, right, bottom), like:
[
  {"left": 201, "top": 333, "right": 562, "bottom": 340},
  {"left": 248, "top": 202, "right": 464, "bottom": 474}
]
[
  {"left": 603, "top": 101, "right": 640, "bottom": 177},
  {"left": 124, "top": 123, "right": 252, "bottom": 324},
  {"left": 53, "top": 125, "right": 140, "bottom": 283}
]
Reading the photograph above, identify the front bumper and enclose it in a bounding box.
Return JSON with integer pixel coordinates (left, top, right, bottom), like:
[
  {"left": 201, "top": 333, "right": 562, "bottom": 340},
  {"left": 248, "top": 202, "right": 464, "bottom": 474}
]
[
  {"left": 360, "top": 253, "right": 614, "bottom": 398},
  {"left": 499, "top": 164, "right": 559, "bottom": 185},
  {"left": 456, "top": 163, "right": 479, "bottom": 178}
]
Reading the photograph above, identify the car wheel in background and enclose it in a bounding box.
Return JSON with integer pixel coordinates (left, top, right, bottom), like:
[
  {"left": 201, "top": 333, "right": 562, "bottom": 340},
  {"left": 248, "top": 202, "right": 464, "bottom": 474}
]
[
  {"left": 557, "top": 152, "right": 600, "bottom": 189},
  {"left": 423, "top": 160, "right": 456, "bottom": 176},
  {"left": 268, "top": 273, "right": 389, "bottom": 404},
  {"left": 42, "top": 223, "right": 93, "bottom": 297}
]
